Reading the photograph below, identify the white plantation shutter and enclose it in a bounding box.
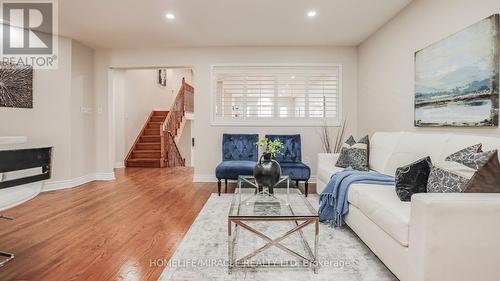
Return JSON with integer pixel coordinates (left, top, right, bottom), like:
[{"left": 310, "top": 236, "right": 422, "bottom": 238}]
[{"left": 213, "top": 65, "right": 341, "bottom": 126}]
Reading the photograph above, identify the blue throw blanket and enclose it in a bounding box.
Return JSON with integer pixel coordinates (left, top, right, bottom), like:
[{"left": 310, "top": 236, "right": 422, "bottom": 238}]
[{"left": 319, "top": 168, "right": 395, "bottom": 226}]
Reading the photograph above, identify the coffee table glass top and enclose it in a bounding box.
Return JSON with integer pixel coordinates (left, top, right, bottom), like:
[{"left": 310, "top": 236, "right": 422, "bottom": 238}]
[{"left": 228, "top": 176, "right": 318, "bottom": 218}]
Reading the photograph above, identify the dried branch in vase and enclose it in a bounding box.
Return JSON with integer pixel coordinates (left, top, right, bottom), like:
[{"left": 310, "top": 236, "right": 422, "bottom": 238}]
[{"left": 321, "top": 119, "right": 347, "bottom": 154}]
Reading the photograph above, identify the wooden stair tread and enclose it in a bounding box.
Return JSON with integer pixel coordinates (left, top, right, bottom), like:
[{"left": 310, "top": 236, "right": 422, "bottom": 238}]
[
  {"left": 141, "top": 136, "right": 161, "bottom": 142},
  {"left": 128, "top": 158, "right": 161, "bottom": 162},
  {"left": 147, "top": 122, "right": 163, "bottom": 128},
  {"left": 136, "top": 143, "right": 161, "bottom": 148},
  {"left": 150, "top": 117, "right": 166, "bottom": 122}
]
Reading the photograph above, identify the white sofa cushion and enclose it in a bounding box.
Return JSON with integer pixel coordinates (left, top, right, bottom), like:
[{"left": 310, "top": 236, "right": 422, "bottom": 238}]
[
  {"left": 369, "top": 131, "right": 404, "bottom": 174},
  {"left": 348, "top": 184, "right": 411, "bottom": 247},
  {"left": 383, "top": 132, "right": 452, "bottom": 176},
  {"left": 346, "top": 183, "right": 380, "bottom": 208}
]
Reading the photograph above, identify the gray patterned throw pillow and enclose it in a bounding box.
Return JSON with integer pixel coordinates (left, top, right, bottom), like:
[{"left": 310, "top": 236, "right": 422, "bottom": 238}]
[
  {"left": 427, "top": 144, "right": 497, "bottom": 193},
  {"left": 427, "top": 161, "right": 475, "bottom": 193},
  {"left": 454, "top": 150, "right": 496, "bottom": 170},
  {"left": 445, "top": 144, "right": 482, "bottom": 163},
  {"left": 335, "top": 135, "right": 369, "bottom": 171}
]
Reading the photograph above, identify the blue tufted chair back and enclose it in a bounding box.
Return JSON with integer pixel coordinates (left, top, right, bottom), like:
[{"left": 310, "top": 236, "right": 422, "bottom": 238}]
[
  {"left": 222, "top": 134, "right": 259, "bottom": 161},
  {"left": 265, "top": 135, "right": 302, "bottom": 163}
]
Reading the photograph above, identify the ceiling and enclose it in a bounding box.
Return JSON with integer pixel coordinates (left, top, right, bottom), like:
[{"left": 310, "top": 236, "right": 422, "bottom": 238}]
[{"left": 58, "top": 0, "right": 412, "bottom": 49}]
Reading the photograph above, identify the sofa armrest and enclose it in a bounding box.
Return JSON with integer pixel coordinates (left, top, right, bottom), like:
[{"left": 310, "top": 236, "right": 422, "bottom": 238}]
[
  {"left": 316, "top": 153, "right": 340, "bottom": 194},
  {"left": 409, "top": 193, "right": 500, "bottom": 281},
  {"left": 317, "top": 153, "right": 340, "bottom": 168}
]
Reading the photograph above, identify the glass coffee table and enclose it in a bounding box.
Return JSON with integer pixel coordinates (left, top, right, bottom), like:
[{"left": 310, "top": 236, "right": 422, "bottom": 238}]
[{"left": 227, "top": 176, "right": 319, "bottom": 274}]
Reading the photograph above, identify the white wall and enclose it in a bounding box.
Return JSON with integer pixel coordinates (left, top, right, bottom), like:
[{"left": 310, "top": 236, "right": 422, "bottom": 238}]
[
  {"left": 167, "top": 68, "right": 193, "bottom": 97},
  {"left": 71, "top": 41, "right": 97, "bottom": 178},
  {"left": 94, "top": 47, "right": 359, "bottom": 181},
  {"left": 113, "top": 68, "right": 193, "bottom": 166},
  {"left": 113, "top": 69, "right": 126, "bottom": 167},
  {"left": 358, "top": 0, "right": 500, "bottom": 136}
]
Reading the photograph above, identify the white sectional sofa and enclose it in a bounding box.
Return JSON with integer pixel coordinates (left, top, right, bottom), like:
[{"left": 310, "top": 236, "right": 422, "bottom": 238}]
[{"left": 317, "top": 131, "right": 500, "bottom": 281}]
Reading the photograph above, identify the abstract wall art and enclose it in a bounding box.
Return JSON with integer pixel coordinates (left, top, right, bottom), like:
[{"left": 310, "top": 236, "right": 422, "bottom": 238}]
[
  {"left": 158, "top": 68, "right": 167, "bottom": 87},
  {"left": 0, "top": 63, "right": 34, "bottom": 108},
  {"left": 415, "top": 14, "right": 499, "bottom": 127}
]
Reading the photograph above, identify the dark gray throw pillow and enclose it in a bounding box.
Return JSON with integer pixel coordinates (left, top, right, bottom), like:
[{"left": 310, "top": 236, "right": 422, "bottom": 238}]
[
  {"left": 395, "top": 157, "right": 432, "bottom": 201},
  {"left": 335, "top": 135, "right": 369, "bottom": 171}
]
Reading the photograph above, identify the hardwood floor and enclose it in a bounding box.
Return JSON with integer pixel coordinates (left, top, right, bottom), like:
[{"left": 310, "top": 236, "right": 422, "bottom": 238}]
[{"left": 0, "top": 168, "right": 315, "bottom": 281}]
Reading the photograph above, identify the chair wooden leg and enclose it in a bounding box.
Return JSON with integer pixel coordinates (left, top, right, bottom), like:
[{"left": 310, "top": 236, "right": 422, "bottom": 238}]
[
  {"left": 305, "top": 181, "right": 309, "bottom": 197},
  {"left": 217, "top": 179, "right": 221, "bottom": 196},
  {"left": 225, "top": 179, "right": 228, "bottom": 193}
]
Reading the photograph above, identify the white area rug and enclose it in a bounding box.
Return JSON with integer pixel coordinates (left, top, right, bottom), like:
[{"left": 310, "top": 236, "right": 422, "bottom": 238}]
[{"left": 158, "top": 194, "right": 397, "bottom": 281}]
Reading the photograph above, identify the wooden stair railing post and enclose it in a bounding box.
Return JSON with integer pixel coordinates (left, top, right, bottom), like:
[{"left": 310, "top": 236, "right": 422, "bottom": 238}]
[{"left": 160, "top": 124, "right": 166, "bottom": 168}]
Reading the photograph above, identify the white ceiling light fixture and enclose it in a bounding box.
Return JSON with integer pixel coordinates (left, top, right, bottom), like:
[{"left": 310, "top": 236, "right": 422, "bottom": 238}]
[
  {"left": 165, "top": 13, "right": 175, "bottom": 20},
  {"left": 307, "top": 10, "right": 317, "bottom": 18}
]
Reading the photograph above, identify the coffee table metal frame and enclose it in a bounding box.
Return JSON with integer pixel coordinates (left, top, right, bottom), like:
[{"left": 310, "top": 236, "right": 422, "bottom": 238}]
[{"left": 228, "top": 176, "right": 319, "bottom": 274}]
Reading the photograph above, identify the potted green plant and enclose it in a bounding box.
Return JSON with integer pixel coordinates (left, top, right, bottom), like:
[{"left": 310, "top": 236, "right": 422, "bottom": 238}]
[{"left": 253, "top": 137, "right": 284, "bottom": 194}]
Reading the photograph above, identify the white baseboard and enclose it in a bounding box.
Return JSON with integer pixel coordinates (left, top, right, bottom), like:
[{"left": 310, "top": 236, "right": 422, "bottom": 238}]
[
  {"left": 43, "top": 172, "right": 116, "bottom": 192},
  {"left": 193, "top": 174, "right": 316, "bottom": 183},
  {"left": 114, "top": 162, "right": 125, "bottom": 169}
]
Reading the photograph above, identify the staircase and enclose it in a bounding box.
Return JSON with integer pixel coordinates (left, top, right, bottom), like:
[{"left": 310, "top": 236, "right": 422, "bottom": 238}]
[
  {"left": 125, "top": 111, "right": 169, "bottom": 168},
  {"left": 125, "top": 78, "right": 194, "bottom": 168}
]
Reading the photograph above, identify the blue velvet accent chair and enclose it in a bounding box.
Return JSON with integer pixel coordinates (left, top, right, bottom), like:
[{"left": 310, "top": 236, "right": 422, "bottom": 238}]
[
  {"left": 265, "top": 134, "right": 311, "bottom": 196},
  {"left": 215, "top": 134, "right": 258, "bottom": 195}
]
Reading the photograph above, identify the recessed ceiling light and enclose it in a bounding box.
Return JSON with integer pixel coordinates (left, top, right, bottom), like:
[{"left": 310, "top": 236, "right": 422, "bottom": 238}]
[
  {"left": 307, "top": 11, "right": 317, "bottom": 18},
  {"left": 165, "top": 13, "right": 175, "bottom": 20}
]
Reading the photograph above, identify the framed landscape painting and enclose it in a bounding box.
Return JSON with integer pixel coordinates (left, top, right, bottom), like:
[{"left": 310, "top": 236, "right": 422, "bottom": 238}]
[{"left": 415, "top": 14, "right": 499, "bottom": 127}]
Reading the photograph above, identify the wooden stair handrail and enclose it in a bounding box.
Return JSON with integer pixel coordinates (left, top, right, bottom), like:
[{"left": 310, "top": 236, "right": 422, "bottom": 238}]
[
  {"left": 161, "top": 78, "right": 194, "bottom": 167},
  {"left": 125, "top": 111, "right": 155, "bottom": 166}
]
